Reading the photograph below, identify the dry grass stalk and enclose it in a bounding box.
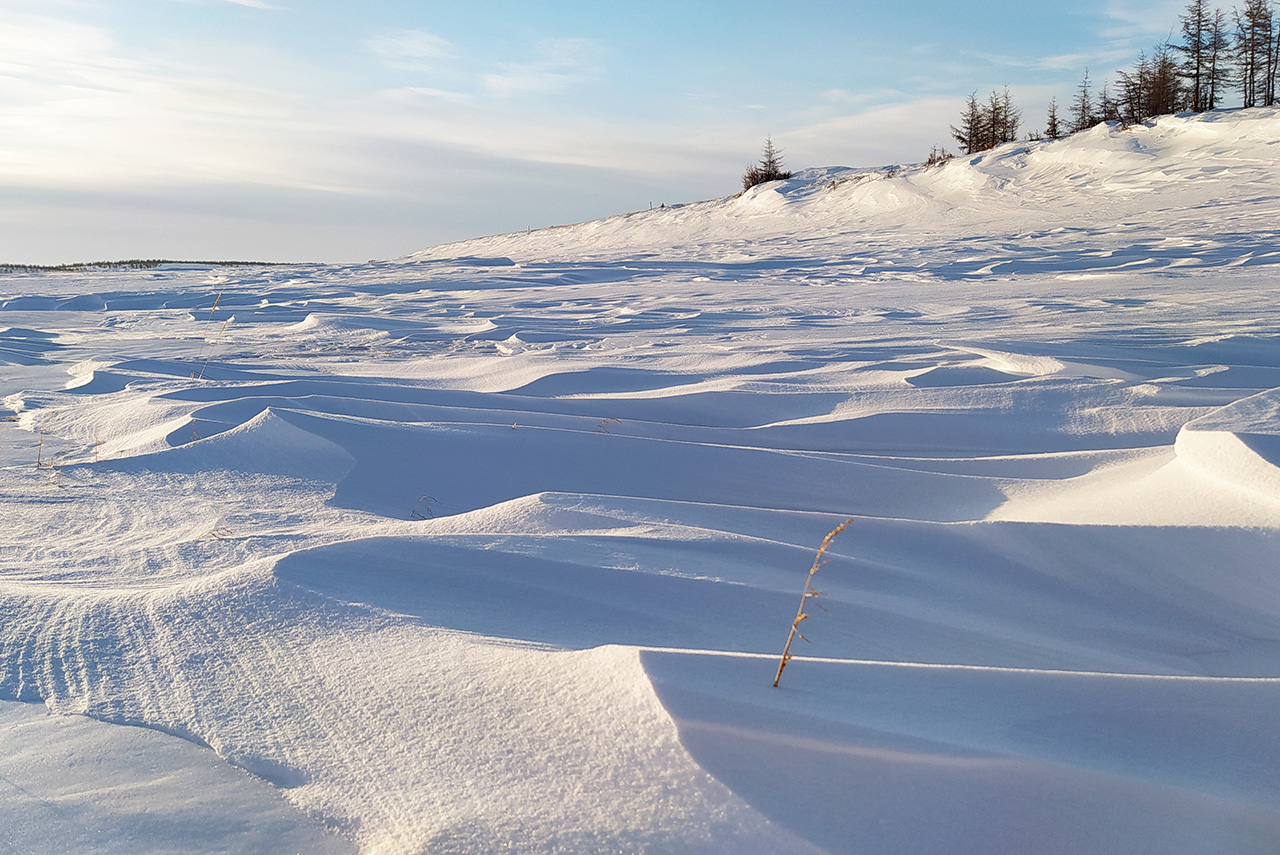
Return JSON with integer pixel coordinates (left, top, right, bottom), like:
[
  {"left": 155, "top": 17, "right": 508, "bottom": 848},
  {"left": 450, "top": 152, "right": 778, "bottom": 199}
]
[
  {"left": 773, "top": 518, "right": 853, "bottom": 688},
  {"left": 411, "top": 495, "right": 441, "bottom": 520},
  {"left": 195, "top": 318, "right": 232, "bottom": 381},
  {"left": 594, "top": 417, "right": 622, "bottom": 434},
  {"left": 190, "top": 290, "right": 226, "bottom": 380}
]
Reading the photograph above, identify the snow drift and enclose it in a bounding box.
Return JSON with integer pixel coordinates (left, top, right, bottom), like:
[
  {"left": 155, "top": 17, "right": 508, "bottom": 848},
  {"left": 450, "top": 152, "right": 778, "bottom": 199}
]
[{"left": 2, "top": 108, "right": 1280, "bottom": 854}]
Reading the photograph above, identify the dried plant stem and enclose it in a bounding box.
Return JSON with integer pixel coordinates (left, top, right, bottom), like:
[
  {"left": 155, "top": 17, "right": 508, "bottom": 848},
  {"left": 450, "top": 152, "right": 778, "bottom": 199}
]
[
  {"left": 195, "top": 318, "right": 232, "bottom": 381},
  {"left": 773, "top": 518, "right": 853, "bottom": 688},
  {"left": 190, "top": 290, "right": 224, "bottom": 379}
]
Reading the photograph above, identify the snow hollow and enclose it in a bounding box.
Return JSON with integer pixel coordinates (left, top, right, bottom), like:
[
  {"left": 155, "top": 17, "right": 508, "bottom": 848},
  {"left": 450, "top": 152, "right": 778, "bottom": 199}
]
[{"left": 2, "top": 108, "right": 1280, "bottom": 855}]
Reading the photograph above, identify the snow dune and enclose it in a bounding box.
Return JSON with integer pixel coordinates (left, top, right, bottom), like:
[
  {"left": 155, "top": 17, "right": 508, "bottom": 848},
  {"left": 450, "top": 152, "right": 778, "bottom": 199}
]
[{"left": 2, "top": 108, "right": 1280, "bottom": 853}]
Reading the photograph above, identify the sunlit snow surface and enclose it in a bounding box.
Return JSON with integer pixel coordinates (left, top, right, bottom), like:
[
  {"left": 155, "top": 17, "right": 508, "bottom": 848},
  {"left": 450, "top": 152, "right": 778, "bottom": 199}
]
[{"left": 3, "top": 109, "right": 1280, "bottom": 854}]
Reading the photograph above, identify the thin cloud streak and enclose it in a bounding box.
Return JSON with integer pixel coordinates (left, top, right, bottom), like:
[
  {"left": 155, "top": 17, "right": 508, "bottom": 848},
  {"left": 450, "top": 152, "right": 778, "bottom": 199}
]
[
  {"left": 785, "top": 98, "right": 961, "bottom": 168},
  {"left": 1101, "top": 0, "right": 1188, "bottom": 40},
  {"left": 0, "top": 10, "right": 703, "bottom": 198},
  {"left": 483, "top": 38, "right": 604, "bottom": 97},
  {"left": 0, "top": 1, "right": 1220, "bottom": 263},
  {"left": 0, "top": 11, "right": 364, "bottom": 194},
  {"left": 365, "top": 29, "right": 457, "bottom": 69}
]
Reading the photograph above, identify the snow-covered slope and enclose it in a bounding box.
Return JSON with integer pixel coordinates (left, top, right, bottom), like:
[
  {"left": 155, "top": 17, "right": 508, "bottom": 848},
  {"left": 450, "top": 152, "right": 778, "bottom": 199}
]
[
  {"left": 2, "top": 108, "right": 1280, "bottom": 854},
  {"left": 410, "top": 107, "right": 1280, "bottom": 273}
]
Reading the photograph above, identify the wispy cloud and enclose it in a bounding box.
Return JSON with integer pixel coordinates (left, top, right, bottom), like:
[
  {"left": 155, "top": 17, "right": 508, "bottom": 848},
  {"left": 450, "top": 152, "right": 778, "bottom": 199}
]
[
  {"left": 784, "top": 98, "right": 961, "bottom": 168},
  {"left": 1034, "top": 45, "right": 1139, "bottom": 75},
  {"left": 362, "top": 94, "right": 714, "bottom": 179},
  {"left": 0, "top": 10, "right": 352, "bottom": 193},
  {"left": 0, "top": 8, "right": 711, "bottom": 203},
  {"left": 10, "top": 6, "right": 1123, "bottom": 263},
  {"left": 365, "top": 28, "right": 456, "bottom": 70},
  {"left": 380, "top": 86, "right": 472, "bottom": 105},
  {"left": 0, "top": 9, "right": 122, "bottom": 79},
  {"left": 1037, "top": 53, "right": 1095, "bottom": 71},
  {"left": 1100, "top": 0, "right": 1186, "bottom": 41},
  {"left": 824, "top": 88, "right": 909, "bottom": 106},
  {"left": 483, "top": 38, "right": 602, "bottom": 97}
]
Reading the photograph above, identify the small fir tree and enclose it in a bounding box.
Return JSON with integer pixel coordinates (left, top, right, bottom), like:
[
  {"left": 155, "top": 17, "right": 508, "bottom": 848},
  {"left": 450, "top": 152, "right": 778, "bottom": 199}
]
[
  {"left": 1045, "top": 97, "right": 1063, "bottom": 139},
  {"left": 1096, "top": 83, "right": 1122, "bottom": 123},
  {"left": 1071, "top": 69, "right": 1095, "bottom": 132},
  {"left": 950, "top": 88, "right": 1021, "bottom": 154},
  {"left": 950, "top": 92, "right": 985, "bottom": 154},
  {"left": 1206, "top": 7, "right": 1232, "bottom": 108},
  {"left": 742, "top": 136, "right": 793, "bottom": 191},
  {"left": 1176, "top": 0, "right": 1212, "bottom": 111}
]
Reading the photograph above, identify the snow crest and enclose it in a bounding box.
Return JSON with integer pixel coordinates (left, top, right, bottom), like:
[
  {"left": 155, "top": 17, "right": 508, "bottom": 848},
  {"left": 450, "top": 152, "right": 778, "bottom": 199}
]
[{"left": 3, "top": 108, "right": 1280, "bottom": 854}]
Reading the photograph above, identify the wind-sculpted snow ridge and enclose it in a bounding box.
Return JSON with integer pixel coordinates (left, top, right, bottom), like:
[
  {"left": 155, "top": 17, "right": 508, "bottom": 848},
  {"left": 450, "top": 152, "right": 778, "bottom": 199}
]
[
  {"left": 410, "top": 106, "right": 1280, "bottom": 275},
  {"left": 2, "top": 108, "right": 1280, "bottom": 853}
]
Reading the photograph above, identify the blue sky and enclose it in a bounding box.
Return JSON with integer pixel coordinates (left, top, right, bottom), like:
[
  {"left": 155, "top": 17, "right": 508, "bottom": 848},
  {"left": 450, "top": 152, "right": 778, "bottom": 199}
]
[{"left": 2, "top": 0, "right": 1191, "bottom": 263}]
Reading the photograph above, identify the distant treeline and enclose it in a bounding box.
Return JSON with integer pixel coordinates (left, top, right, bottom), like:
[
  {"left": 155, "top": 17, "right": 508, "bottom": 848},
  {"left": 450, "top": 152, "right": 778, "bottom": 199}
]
[
  {"left": 0, "top": 259, "right": 286, "bottom": 273},
  {"left": 948, "top": 0, "right": 1279, "bottom": 155}
]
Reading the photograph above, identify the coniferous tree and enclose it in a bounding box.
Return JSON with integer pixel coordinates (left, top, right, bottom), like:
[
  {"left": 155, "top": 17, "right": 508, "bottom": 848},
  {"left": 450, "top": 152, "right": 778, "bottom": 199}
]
[
  {"left": 1273, "top": 17, "right": 1280, "bottom": 105},
  {"left": 987, "top": 86, "right": 1022, "bottom": 147},
  {"left": 1234, "top": 3, "right": 1258, "bottom": 106},
  {"left": 1096, "top": 83, "right": 1122, "bottom": 123},
  {"left": 925, "top": 144, "right": 953, "bottom": 166},
  {"left": 1045, "top": 98, "right": 1063, "bottom": 139},
  {"left": 939, "top": 2, "right": 1280, "bottom": 155},
  {"left": 1120, "top": 43, "right": 1185, "bottom": 121},
  {"left": 985, "top": 89, "right": 1004, "bottom": 148},
  {"left": 741, "top": 136, "right": 793, "bottom": 191},
  {"left": 759, "top": 136, "right": 788, "bottom": 178},
  {"left": 1207, "top": 7, "right": 1233, "bottom": 107},
  {"left": 950, "top": 88, "right": 1021, "bottom": 154},
  {"left": 1119, "top": 51, "right": 1152, "bottom": 123},
  {"left": 1071, "top": 70, "right": 1096, "bottom": 132},
  {"left": 1150, "top": 43, "right": 1186, "bottom": 114},
  {"left": 1001, "top": 86, "right": 1023, "bottom": 142},
  {"left": 1177, "top": 0, "right": 1213, "bottom": 110},
  {"left": 950, "top": 92, "right": 985, "bottom": 154},
  {"left": 1257, "top": 0, "right": 1278, "bottom": 106},
  {"left": 1235, "top": 0, "right": 1275, "bottom": 107}
]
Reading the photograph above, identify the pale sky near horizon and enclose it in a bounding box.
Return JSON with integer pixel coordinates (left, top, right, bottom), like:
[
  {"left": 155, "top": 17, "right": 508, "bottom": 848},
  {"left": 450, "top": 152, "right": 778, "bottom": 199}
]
[{"left": 2, "top": 0, "right": 1194, "bottom": 264}]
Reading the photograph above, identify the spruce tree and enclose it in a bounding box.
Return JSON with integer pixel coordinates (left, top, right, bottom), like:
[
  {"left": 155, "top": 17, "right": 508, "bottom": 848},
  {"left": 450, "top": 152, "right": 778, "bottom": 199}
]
[
  {"left": 1150, "top": 44, "right": 1186, "bottom": 115},
  {"left": 1119, "top": 51, "right": 1152, "bottom": 123},
  {"left": 998, "top": 86, "right": 1022, "bottom": 143},
  {"left": 1045, "top": 98, "right": 1063, "bottom": 139},
  {"left": 1234, "top": 0, "right": 1274, "bottom": 107},
  {"left": 1206, "top": 7, "right": 1232, "bottom": 108},
  {"left": 1071, "top": 70, "right": 1095, "bottom": 132},
  {"left": 741, "top": 136, "right": 793, "bottom": 191},
  {"left": 1263, "top": 1, "right": 1280, "bottom": 106},
  {"left": 1096, "top": 84, "right": 1122, "bottom": 123},
  {"left": 1176, "top": 0, "right": 1212, "bottom": 111},
  {"left": 950, "top": 93, "right": 985, "bottom": 154},
  {"left": 951, "top": 88, "right": 1020, "bottom": 154}
]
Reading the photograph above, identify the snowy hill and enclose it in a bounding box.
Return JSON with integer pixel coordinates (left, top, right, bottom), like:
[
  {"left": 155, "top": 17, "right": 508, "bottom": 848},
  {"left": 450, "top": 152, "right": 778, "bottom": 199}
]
[
  {"left": 412, "top": 106, "right": 1280, "bottom": 272},
  {"left": 1, "top": 108, "right": 1280, "bottom": 854}
]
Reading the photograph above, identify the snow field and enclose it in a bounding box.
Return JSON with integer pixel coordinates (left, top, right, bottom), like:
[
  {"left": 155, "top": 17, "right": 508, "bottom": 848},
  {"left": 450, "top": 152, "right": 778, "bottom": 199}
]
[{"left": 1, "top": 107, "right": 1279, "bottom": 853}]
